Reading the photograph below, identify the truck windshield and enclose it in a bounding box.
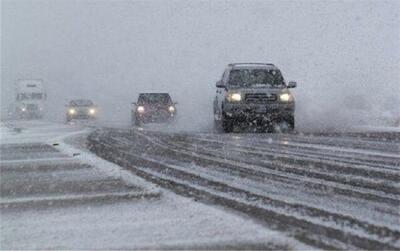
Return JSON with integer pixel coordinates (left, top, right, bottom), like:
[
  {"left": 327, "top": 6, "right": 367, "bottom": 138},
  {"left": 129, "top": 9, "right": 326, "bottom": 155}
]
[
  {"left": 138, "top": 94, "right": 172, "bottom": 104},
  {"left": 228, "top": 69, "right": 285, "bottom": 87},
  {"left": 70, "top": 100, "right": 94, "bottom": 106},
  {"left": 18, "top": 93, "right": 44, "bottom": 100}
]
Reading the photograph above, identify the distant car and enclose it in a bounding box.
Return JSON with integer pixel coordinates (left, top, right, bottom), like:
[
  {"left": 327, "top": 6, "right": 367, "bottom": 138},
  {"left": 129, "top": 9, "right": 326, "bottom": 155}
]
[
  {"left": 213, "top": 63, "right": 297, "bottom": 133},
  {"left": 66, "top": 99, "right": 97, "bottom": 122},
  {"left": 132, "top": 93, "right": 177, "bottom": 126}
]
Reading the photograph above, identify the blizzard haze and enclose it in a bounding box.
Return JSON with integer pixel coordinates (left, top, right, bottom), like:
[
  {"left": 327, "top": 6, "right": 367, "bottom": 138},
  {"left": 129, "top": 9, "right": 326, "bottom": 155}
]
[{"left": 2, "top": 0, "right": 399, "bottom": 130}]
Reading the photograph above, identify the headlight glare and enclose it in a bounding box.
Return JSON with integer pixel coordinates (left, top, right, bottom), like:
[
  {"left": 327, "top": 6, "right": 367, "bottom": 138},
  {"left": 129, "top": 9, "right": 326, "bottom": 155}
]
[
  {"left": 227, "top": 93, "right": 242, "bottom": 102},
  {"left": 168, "top": 106, "right": 175, "bottom": 113},
  {"left": 89, "top": 108, "right": 96, "bottom": 115},
  {"left": 69, "top": 108, "right": 76, "bottom": 114},
  {"left": 137, "top": 106, "right": 145, "bottom": 113},
  {"left": 280, "top": 93, "right": 292, "bottom": 102}
]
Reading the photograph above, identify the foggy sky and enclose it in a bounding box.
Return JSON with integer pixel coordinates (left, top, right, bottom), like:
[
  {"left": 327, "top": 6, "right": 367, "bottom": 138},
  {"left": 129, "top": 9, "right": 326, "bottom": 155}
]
[{"left": 2, "top": 0, "right": 399, "bottom": 129}]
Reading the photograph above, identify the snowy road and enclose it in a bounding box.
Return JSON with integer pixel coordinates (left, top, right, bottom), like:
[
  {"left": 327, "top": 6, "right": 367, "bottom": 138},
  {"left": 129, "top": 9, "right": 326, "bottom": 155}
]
[
  {"left": 88, "top": 127, "right": 400, "bottom": 250},
  {"left": 1, "top": 121, "right": 305, "bottom": 249}
]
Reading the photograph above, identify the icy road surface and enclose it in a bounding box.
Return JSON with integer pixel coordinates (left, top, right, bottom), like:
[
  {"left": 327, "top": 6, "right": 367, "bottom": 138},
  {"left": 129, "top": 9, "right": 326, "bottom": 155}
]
[
  {"left": 88, "top": 126, "right": 400, "bottom": 250},
  {"left": 0, "top": 121, "right": 305, "bottom": 250}
]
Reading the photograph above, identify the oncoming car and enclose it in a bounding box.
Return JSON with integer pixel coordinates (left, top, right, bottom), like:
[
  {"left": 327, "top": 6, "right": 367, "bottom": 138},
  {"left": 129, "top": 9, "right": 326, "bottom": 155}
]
[
  {"left": 66, "top": 99, "right": 97, "bottom": 122},
  {"left": 132, "top": 93, "right": 177, "bottom": 126},
  {"left": 213, "top": 63, "right": 297, "bottom": 133}
]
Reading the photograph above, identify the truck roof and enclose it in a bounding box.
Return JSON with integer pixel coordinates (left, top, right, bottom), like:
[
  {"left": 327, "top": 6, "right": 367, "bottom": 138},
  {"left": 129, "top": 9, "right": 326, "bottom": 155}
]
[
  {"left": 69, "top": 99, "right": 94, "bottom": 106},
  {"left": 228, "top": 63, "right": 278, "bottom": 70},
  {"left": 16, "top": 79, "right": 44, "bottom": 92},
  {"left": 139, "top": 93, "right": 170, "bottom": 96}
]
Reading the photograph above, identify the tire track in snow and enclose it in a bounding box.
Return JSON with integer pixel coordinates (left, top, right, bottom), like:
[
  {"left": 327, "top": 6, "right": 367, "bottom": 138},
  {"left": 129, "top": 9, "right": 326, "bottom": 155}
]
[{"left": 87, "top": 129, "right": 400, "bottom": 250}]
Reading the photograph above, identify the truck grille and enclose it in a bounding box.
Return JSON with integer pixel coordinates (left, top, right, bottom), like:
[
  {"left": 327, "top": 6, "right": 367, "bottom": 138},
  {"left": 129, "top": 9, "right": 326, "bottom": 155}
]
[
  {"left": 245, "top": 93, "right": 277, "bottom": 103},
  {"left": 26, "top": 104, "right": 38, "bottom": 110}
]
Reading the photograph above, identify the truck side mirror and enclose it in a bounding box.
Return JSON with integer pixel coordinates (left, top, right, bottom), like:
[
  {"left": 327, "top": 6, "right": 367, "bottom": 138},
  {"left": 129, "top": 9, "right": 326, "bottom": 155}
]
[
  {"left": 216, "top": 81, "right": 226, "bottom": 89},
  {"left": 287, "top": 81, "right": 297, "bottom": 88}
]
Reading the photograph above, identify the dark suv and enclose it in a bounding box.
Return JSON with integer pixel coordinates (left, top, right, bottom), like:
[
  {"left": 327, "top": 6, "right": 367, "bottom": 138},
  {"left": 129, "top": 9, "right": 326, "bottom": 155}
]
[
  {"left": 132, "top": 93, "right": 177, "bottom": 126},
  {"left": 213, "top": 63, "right": 297, "bottom": 132}
]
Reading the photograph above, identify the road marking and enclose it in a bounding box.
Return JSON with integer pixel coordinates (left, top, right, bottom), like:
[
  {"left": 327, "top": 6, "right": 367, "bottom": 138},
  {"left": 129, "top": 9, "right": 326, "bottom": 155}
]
[
  {"left": 0, "top": 157, "right": 75, "bottom": 165},
  {"left": 191, "top": 136, "right": 400, "bottom": 159},
  {"left": 0, "top": 191, "right": 160, "bottom": 208}
]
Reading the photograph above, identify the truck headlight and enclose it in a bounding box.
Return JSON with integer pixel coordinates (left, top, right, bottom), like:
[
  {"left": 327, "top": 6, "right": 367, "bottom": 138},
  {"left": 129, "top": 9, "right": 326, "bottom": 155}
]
[
  {"left": 89, "top": 108, "right": 96, "bottom": 115},
  {"left": 227, "top": 93, "right": 242, "bottom": 102},
  {"left": 168, "top": 106, "right": 175, "bottom": 113},
  {"left": 69, "top": 108, "right": 76, "bottom": 115},
  {"left": 280, "top": 93, "right": 292, "bottom": 102},
  {"left": 137, "top": 106, "right": 145, "bottom": 113}
]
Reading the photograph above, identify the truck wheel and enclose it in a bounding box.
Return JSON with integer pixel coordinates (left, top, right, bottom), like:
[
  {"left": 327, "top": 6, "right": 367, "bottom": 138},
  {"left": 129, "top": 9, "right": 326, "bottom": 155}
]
[
  {"left": 222, "top": 117, "right": 234, "bottom": 133},
  {"left": 261, "top": 123, "right": 273, "bottom": 133},
  {"left": 286, "top": 116, "right": 295, "bottom": 132},
  {"left": 213, "top": 119, "right": 220, "bottom": 132},
  {"left": 214, "top": 113, "right": 225, "bottom": 133},
  {"left": 134, "top": 117, "right": 141, "bottom": 127}
]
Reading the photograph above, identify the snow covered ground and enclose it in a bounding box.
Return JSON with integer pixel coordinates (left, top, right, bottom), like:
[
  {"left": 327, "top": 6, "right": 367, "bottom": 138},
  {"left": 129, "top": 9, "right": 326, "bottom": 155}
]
[
  {"left": 0, "top": 120, "right": 307, "bottom": 249},
  {"left": 87, "top": 125, "right": 400, "bottom": 249}
]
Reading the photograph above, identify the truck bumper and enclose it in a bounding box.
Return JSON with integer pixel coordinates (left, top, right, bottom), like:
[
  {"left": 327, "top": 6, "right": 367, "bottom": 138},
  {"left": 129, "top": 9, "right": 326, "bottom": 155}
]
[
  {"left": 19, "top": 111, "right": 43, "bottom": 119},
  {"left": 135, "top": 112, "right": 175, "bottom": 123},
  {"left": 67, "top": 114, "right": 96, "bottom": 120},
  {"left": 223, "top": 102, "right": 294, "bottom": 122}
]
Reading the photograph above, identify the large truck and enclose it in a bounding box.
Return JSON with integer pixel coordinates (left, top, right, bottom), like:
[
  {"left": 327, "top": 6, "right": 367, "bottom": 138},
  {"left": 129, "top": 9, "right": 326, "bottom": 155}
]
[{"left": 9, "top": 79, "right": 46, "bottom": 119}]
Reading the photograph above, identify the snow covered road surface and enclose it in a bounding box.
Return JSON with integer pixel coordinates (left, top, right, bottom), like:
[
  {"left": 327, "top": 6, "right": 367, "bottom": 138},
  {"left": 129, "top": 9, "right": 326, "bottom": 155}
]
[
  {"left": 88, "top": 127, "right": 400, "bottom": 250},
  {"left": 0, "top": 122, "right": 157, "bottom": 210},
  {"left": 1, "top": 121, "right": 304, "bottom": 250}
]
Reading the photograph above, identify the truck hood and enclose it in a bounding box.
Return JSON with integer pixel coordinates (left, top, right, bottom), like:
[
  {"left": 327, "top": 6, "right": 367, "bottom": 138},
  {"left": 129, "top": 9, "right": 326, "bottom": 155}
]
[
  {"left": 18, "top": 101, "right": 43, "bottom": 105},
  {"left": 227, "top": 87, "right": 290, "bottom": 95},
  {"left": 70, "top": 106, "right": 93, "bottom": 111}
]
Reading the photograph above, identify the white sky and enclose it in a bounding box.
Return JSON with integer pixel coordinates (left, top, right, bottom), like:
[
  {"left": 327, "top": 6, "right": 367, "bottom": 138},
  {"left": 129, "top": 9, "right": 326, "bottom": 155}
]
[{"left": 2, "top": 0, "right": 399, "bottom": 128}]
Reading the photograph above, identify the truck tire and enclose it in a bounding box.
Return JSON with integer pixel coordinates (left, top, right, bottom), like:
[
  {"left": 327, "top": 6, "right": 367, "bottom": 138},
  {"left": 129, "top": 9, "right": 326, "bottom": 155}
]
[
  {"left": 134, "top": 116, "right": 141, "bottom": 127},
  {"left": 213, "top": 119, "right": 221, "bottom": 132},
  {"left": 222, "top": 116, "right": 234, "bottom": 133},
  {"left": 286, "top": 116, "right": 295, "bottom": 132}
]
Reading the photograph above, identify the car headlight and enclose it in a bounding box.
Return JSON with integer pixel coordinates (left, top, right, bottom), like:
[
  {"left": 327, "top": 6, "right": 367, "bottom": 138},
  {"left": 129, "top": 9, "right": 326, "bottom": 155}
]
[
  {"left": 168, "top": 106, "right": 175, "bottom": 113},
  {"left": 68, "top": 108, "right": 76, "bottom": 114},
  {"left": 227, "top": 93, "right": 242, "bottom": 102},
  {"left": 89, "top": 108, "right": 96, "bottom": 115},
  {"left": 280, "top": 93, "right": 292, "bottom": 102},
  {"left": 137, "top": 106, "right": 145, "bottom": 113},
  {"left": 21, "top": 107, "right": 26, "bottom": 112}
]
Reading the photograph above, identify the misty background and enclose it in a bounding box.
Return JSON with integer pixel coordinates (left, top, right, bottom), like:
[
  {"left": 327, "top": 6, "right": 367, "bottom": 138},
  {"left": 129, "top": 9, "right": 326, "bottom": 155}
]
[{"left": 2, "top": 0, "right": 399, "bottom": 130}]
